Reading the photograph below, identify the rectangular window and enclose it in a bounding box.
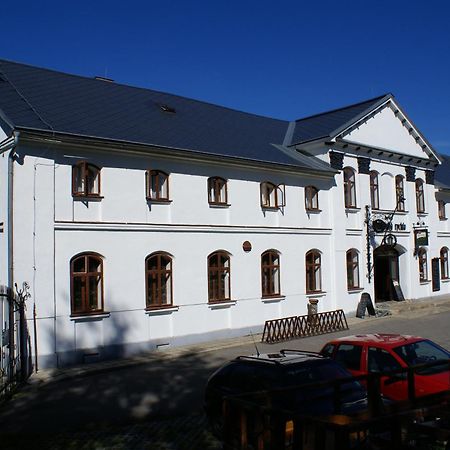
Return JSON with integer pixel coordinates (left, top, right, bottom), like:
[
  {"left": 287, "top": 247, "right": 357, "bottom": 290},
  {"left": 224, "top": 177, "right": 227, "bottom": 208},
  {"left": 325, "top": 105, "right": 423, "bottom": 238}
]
[
  {"left": 438, "top": 200, "right": 446, "bottom": 220},
  {"left": 146, "top": 170, "right": 170, "bottom": 201}
]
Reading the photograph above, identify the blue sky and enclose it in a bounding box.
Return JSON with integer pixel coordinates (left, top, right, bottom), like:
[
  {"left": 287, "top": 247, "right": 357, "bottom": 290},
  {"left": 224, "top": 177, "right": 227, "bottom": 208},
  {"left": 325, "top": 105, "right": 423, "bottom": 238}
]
[{"left": 1, "top": 0, "right": 449, "bottom": 154}]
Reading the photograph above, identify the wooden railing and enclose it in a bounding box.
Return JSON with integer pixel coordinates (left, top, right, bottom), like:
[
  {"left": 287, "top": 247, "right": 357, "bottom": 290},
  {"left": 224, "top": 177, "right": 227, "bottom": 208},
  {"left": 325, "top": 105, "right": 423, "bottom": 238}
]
[{"left": 262, "top": 310, "right": 348, "bottom": 344}]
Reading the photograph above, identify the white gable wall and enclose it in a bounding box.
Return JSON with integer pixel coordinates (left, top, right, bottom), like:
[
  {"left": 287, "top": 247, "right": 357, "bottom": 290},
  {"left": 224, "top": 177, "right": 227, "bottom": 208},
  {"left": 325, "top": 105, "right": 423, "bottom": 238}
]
[{"left": 344, "top": 105, "right": 427, "bottom": 158}]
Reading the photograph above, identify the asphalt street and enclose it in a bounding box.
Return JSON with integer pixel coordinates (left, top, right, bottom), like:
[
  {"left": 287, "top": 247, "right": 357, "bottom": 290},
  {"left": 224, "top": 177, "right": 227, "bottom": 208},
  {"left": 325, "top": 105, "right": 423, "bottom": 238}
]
[{"left": 0, "top": 307, "right": 449, "bottom": 449}]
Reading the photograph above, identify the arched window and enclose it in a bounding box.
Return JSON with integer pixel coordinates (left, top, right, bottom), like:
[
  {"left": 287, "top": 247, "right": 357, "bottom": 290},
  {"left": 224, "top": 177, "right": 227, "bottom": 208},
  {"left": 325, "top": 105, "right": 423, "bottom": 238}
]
[
  {"left": 346, "top": 249, "right": 360, "bottom": 290},
  {"left": 343, "top": 168, "right": 357, "bottom": 208},
  {"left": 369, "top": 171, "right": 379, "bottom": 210},
  {"left": 208, "top": 251, "right": 231, "bottom": 302},
  {"left": 395, "top": 175, "right": 405, "bottom": 211},
  {"left": 305, "top": 186, "right": 319, "bottom": 211},
  {"left": 146, "top": 170, "right": 170, "bottom": 201},
  {"left": 146, "top": 252, "right": 173, "bottom": 308},
  {"left": 208, "top": 177, "right": 228, "bottom": 205},
  {"left": 441, "top": 247, "right": 449, "bottom": 280},
  {"left": 415, "top": 179, "right": 425, "bottom": 213},
  {"left": 70, "top": 253, "right": 104, "bottom": 315},
  {"left": 306, "top": 250, "right": 322, "bottom": 293},
  {"left": 418, "top": 248, "right": 428, "bottom": 282},
  {"left": 261, "top": 250, "right": 280, "bottom": 297},
  {"left": 72, "top": 162, "right": 101, "bottom": 197}
]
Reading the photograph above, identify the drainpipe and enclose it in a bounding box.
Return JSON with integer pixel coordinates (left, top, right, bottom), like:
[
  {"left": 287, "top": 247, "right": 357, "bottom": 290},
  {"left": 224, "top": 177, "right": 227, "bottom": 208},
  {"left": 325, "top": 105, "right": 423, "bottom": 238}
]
[{"left": 6, "top": 131, "right": 20, "bottom": 290}]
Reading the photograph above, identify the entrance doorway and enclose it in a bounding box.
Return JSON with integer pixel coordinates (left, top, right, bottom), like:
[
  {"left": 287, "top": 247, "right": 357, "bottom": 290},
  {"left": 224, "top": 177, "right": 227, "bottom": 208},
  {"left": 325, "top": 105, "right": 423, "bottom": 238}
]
[{"left": 374, "top": 246, "right": 400, "bottom": 302}]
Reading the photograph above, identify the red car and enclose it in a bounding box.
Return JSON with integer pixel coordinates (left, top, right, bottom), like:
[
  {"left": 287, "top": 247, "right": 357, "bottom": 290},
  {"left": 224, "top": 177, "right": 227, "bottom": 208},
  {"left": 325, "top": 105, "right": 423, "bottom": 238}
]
[{"left": 320, "top": 334, "right": 450, "bottom": 401}]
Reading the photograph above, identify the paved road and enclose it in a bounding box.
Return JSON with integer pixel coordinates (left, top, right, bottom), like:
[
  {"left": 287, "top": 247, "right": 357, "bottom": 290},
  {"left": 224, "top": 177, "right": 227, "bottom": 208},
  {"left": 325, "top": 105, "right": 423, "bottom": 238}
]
[{"left": 0, "top": 308, "right": 449, "bottom": 448}]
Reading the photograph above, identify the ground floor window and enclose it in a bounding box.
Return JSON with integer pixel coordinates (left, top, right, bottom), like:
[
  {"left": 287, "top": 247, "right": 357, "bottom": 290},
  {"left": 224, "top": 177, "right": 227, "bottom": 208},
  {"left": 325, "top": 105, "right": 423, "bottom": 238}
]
[
  {"left": 261, "top": 250, "right": 280, "bottom": 297},
  {"left": 418, "top": 248, "right": 428, "bottom": 282},
  {"left": 70, "top": 253, "right": 104, "bottom": 316},
  {"left": 208, "top": 251, "right": 231, "bottom": 302},
  {"left": 146, "top": 252, "right": 173, "bottom": 308},
  {"left": 306, "top": 250, "right": 322, "bottom": 293},
  {"left": 441, "top": 247, "right": 449, "bottom": 280},
  {"left": 346, "top": 249, "right": 360, "bottom": 290}
]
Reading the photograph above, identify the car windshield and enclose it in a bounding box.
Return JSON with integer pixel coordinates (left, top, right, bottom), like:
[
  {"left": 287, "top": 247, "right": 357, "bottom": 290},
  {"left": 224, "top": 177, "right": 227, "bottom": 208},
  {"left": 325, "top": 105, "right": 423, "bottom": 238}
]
[{"left": 393, "top": 340, "right": 450, "bottom": 375}]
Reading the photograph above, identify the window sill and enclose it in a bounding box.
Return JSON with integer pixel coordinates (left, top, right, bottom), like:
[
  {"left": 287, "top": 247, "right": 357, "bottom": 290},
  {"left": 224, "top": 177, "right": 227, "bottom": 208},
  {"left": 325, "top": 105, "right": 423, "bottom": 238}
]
[
  {"left": 420, "top": 280, "right": 430, "bottom": 285},
  {"left": 146, "top": 198, "right": 172, "bottom": 204},
  {"left": 70, "top": 312, "right": 110, "bottom": 321},
  {"left": 306, "top": 291, "right": 327, "bottom": 298},
  {"left": 73, "top": 195, "right": 104, "bottom": 201},
  {"left": 145, "top": 306, "right": 179, "bottom": 315},
  {"left": 209, "top": 203, "right": 231, "bottom": 208},
  {"left": 261, "top": 206, "right": 280, "bottom": 211},
  {"left": 345, "top": 207, "right": 360, "bottom": 213},
  {"left": 417, "top": 212, "right": 428, "bottom": 217},
  {"left": 208, "top": 300, "right": 236, "bottom": 309},
  {"left": 439, "top": 217, "right": 448, "bottom": 221},
  {"left": 306, "top": 209, "right": 322, "bottom": 214},
  {"left": 347, "top": 287, "right": 364, "bottom": 293},
  {"left": 261, "top": 295, "right": 285, "bottom": 303},
  {"left": 441, "top": 278, "right": 450, "bottom": 283}
]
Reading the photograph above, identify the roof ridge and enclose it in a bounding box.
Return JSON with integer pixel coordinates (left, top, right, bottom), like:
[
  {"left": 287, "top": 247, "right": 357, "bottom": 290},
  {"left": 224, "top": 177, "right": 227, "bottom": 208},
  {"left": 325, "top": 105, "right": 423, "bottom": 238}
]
[
  {"left": 0, "top": 58, "right": 288, "bottom": 124},
  {"left": 294, "top": 94, "right": 392, "bottom": 123}
]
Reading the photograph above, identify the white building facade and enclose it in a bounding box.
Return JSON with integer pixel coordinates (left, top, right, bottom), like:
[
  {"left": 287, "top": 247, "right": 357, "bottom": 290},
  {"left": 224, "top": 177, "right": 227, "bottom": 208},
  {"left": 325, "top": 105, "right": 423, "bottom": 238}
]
[{"left": 0, "top": 60, "right": 449, "bottom": 367}]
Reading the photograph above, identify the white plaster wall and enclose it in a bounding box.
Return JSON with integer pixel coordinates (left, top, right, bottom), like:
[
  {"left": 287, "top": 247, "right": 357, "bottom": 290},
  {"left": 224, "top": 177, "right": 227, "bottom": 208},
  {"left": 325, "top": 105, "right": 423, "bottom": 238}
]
[{"left": 344, "top": 105, "right": 427, "bottom": 158}]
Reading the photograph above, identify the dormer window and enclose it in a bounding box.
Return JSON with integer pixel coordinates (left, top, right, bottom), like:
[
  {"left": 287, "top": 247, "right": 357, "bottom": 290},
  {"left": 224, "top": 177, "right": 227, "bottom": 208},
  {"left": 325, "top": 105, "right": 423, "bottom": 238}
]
[
  {"left": 72, "top": 162, "right": 101, "bottom": 197},
  {"left": 146, "top": 170, "right": 170, "bottom": 202}
]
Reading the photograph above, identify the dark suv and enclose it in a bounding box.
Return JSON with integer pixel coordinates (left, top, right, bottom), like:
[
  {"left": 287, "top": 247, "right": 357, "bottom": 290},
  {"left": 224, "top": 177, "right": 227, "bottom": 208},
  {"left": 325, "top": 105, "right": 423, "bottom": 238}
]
[{"left": 204, "top": 350, "right": 368, "bottom": 438}]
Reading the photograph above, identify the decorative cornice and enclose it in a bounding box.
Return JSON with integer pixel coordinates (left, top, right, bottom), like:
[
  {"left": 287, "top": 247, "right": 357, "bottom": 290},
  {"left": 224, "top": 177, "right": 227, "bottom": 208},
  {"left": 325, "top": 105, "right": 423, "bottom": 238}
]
[{"left": 425, "top": 170, "right": 435, "bottom": 185}]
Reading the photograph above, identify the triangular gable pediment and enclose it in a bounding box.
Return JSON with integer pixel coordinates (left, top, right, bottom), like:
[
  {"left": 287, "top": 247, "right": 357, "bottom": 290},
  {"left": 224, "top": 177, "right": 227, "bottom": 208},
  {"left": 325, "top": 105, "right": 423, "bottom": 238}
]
[{"left": 335, "top": 99, "right": 440, "bottom": 163}]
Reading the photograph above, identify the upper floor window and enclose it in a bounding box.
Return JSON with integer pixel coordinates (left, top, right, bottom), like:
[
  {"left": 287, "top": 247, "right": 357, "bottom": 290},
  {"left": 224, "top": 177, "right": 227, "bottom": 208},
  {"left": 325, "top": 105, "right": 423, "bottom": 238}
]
[
  {"left": 146, "top": 170, "right": 170, "bottom": 201},
  {"left": 346, "top": 249, "right": 360, "bottom": 290},
  {"left": 369, "top": 171, "right": 379, "bottom": 210},
  {"left": 261, "top": 250, "right": 281, "bottom": 297},
  {"left": 208, "top": 177, "right": 228, "bottom": 205},
  {"left": 415, "top": 179, "right": 425, "bottom": 213},
  {"left": 72, "top": 162, "right": 101, "bottom": 197},
  {"left": 438, "top": 200, "right": 447, "bottom": 220},
  {"left": 441, "top": 247, "right": 449, "bottom": 280},
  {"left": 208, "top": 251, "right": 231, "bottom": 302},
  {"left": 306, "top": 250, "right": 322, "bottom": 293},
  {"left": 343, "top": 167, "right": 357, "bottom": 208},
  {"left": 418, "top": 248, "right": 428, "bottom": 282},
  {"left": 146, "top": 252, "right": 173, "bottom": 308},
  {"left": 70, "top": 253, "right": 104, "bottom": 316},
  {"left": 395, "top": 175, "right": 405, "bottom": 211},
  {"left": 305, "top": 186, "right": 319, "bottom": 211},
  {"left": 260, "top": 182, "right": 285, "bottom": 209}
]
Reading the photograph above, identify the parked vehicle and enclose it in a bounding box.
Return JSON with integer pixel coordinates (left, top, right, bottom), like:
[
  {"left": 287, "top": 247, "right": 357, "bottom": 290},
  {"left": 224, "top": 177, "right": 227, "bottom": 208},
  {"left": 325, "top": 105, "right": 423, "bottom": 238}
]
[
  {"left": 320, "top": 334, "right": 450, "bottom": 401},
  {"left": 204, "top": 350, "right": 369, "bottom": 439}
]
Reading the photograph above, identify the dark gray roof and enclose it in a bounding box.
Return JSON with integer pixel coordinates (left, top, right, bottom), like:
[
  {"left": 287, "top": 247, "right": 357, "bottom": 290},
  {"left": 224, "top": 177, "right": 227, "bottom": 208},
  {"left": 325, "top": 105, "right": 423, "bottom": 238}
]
[
  {"left": 435, "top": 154, "right": 450, "bottom": 190},
  {"left": 290, "top": 94, "right": 391, "bottom": 145},
  {"left": 0, "top": 59, "right": 335, "bottom": 174}
]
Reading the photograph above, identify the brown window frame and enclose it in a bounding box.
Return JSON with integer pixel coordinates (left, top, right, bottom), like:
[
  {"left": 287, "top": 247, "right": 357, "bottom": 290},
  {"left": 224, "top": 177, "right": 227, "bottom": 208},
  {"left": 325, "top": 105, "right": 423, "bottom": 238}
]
[
  {"left": 146, "top": 170, "right": 170, "bottom": 202},
  {"left": 72, "top": 161, "right": 101, "bottom": 198},
  {"left": 438, "top": 200, "right": 447, "bottom": 220},
  {"left": 395, "top": 175, "right": 405, "bottom": 211},
  {"left": 441, "top": 247, "right": 449, "bottom": 280},
  {"left": 260, "top": 182, "right": 285, "bottom": 209},
  {"left": 305, "top": 186, "right": 319, "bottom": 211},
  {"left": 346, "top": 249, "right": 360, "bottom": 290},
  {"left": 418, "top": 248, "right": 428, "bottom": 282},
  {"left": 306, "top": 249, "right": 322, "bottom": 293},
  {"left": 208, "top": 251, "right": 231, "bottom": 302},
  {"left": 369, "top": 171, "right": 379, "bottom": 210},
  {"left": 343, "top": 167, "right": 357, "bottom": 208},
  {"left": 70, "top": 253, "right": 104, "bottom": 316},
  {"left": 208, "top": 177, "right": 228, "bottom": 205},
  {"left": 415, "top": 179, "right": 425, "bottom": 213},
  {"left": 261, "top": 250, "right": 281, "bottom": 298},
  {"left": 145, "top": 252, "right": 173, "bottom": 309}
]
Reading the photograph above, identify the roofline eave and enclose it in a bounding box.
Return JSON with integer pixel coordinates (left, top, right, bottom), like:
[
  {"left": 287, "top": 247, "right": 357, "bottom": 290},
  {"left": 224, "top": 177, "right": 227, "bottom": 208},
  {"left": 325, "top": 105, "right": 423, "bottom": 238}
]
[{"left": 16, "top": 127, "right": 337, "bottom": 179}]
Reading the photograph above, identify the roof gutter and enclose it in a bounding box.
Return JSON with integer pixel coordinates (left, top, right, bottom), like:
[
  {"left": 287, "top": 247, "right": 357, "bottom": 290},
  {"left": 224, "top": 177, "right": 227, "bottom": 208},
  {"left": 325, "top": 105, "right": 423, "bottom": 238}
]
[{"left": 0, "top": 131, "right": 20, "bottom": 290}]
